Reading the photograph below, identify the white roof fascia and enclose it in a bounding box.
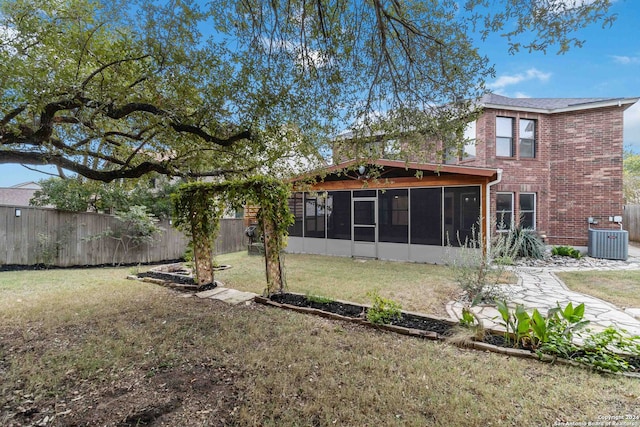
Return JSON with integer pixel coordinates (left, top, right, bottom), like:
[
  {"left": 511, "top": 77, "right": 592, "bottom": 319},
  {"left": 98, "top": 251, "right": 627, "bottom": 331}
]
[{"left": 483, "top": 98, "right": 640, "bottom": 114}]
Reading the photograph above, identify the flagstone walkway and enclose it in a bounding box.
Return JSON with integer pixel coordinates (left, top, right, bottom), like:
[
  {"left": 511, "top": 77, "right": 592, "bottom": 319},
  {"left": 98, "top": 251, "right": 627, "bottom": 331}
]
[{"left": 446, "top": 246, "right": 640, "bottom": 336}]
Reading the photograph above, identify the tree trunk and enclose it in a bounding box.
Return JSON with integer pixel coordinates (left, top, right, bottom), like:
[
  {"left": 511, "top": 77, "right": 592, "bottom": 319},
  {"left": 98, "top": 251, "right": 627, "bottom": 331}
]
[
  {"left": 192, "top": 217, "right": 214, "bottom": 287},
  {"left": 262, "top": 216, "right": 283, "bottom": 294}
]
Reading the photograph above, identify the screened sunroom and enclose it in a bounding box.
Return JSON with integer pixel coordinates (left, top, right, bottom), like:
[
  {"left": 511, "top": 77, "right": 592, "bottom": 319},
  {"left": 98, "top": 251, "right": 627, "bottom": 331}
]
[{"left": 286, "top": 160, "right": 501, "bottom": 264}]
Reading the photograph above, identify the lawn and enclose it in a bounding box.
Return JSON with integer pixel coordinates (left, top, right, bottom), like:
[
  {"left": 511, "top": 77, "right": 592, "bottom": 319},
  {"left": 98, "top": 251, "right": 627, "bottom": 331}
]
[
  {"left": 556, "top": 269, "right": 640, "bottom": 309},
  {"left": 1, "top": 259, "right": 639, "bottom": 426},
  {"left": 215, "top": 252, "right": 464, "bottom": 316}
]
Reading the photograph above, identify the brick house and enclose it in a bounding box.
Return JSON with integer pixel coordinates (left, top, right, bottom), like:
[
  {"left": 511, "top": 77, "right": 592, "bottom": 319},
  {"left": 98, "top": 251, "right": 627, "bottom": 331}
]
[
  {"left": 454, "top": 93, "right": 638, "bottom": 247},
  {"left": 284, "top": 93, "right": 637, "bottom": 263}
]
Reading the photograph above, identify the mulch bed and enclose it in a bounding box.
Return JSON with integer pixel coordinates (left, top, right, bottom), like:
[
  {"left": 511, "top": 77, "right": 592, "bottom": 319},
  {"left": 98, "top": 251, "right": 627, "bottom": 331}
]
[{"left": 257, "top": 292, "right": 640, "bottom": 376}]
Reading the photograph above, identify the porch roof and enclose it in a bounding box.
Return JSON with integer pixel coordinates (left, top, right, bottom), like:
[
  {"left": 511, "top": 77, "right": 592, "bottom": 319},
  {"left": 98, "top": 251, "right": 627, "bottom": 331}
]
[{"left": 293, "top": 159, "right": 500, "bottom": 183}]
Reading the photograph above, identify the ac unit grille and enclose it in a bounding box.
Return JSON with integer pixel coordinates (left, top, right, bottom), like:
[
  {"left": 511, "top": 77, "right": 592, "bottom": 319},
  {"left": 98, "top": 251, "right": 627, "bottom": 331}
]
[{"left": 587, "top": 229, "right": 628, "bottom": 261}]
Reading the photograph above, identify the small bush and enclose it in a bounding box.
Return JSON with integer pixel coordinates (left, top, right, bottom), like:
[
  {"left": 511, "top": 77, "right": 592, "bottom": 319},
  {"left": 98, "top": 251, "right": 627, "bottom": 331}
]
[
  {"left": 551, "top": 246, "right": 582, "bottom": 259},
  {"left": 366, "top": 290, "right": 402, "bottom": 325},
  {"left": 495, "top": 227, "right": 545, "bottom": 260}
]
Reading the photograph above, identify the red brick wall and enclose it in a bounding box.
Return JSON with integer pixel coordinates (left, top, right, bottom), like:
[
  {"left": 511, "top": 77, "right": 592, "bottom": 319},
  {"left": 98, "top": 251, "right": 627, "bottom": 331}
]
[
  {"left": 547, "top": 107, "right": 624, "bottom": 245},
  {"left": 466, "top": 106, "right": 625, "bottom": 246}
]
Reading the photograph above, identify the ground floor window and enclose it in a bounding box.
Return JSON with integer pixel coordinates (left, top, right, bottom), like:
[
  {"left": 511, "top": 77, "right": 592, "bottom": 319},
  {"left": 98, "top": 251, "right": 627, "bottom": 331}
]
[
  {"left": 496, "top": 192, "right": 514, "bottom": 231},
  {"left": 519, "top": 193, "right": 536, "bottom": 229}
]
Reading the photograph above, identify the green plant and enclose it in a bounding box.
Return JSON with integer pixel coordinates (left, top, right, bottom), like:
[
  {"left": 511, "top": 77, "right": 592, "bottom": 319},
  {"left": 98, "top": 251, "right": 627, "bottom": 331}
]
[
  {"left": 449, "top": 222, "right": 507, "bottom": 304},
  {"left": 306, "top": 293, "right": 334, "bottom": 304},
  {"left": 460, "top": 306, "right": 477, "bottom": 328},
  {"left": 494, "top": 300, "right": 532, "bottom": 347},
  {"left": 366, "top": 290, "right": 402, "bottom": 325},
  {"left": 499, "top": 227, "right": 545, "bottom": 259},
  {"left": 35, "top": 232, "right": 58, "bottom": 267},
  {"left": 494, "top": 301, "right": 591, "bottom": 351},
  {"left": 551, "top": 246, "right": 582, "bottom": 259},
  {"left": 573, "top": 328, "right": 640, "bottom": 373}
]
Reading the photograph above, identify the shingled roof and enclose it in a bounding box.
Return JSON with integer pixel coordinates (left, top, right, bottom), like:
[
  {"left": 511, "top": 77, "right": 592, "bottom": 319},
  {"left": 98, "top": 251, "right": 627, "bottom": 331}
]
[{"left": 480, "top": 93, "right": 638, "bottom": 113}]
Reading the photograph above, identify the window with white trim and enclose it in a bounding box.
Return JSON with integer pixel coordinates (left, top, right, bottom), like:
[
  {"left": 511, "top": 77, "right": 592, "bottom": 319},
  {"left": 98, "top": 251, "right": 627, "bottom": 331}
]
[
  {"left": 519, "top": 119, "right": 536, "bottom": 158},
  {"left": 496, "top": 117, "right": 514, "bottom": 157},
  {"left": 519, "top": 193, "right": 536, "bottom": 229},
  {"left": 496, "top": 192, "right": 514, "bottom": 231}
]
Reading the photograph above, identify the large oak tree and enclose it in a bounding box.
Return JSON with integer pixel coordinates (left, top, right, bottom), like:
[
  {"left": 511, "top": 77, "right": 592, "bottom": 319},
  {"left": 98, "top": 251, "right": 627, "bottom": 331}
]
[{"left": 0, "top": 0, "right": 615, "bottom": 181}]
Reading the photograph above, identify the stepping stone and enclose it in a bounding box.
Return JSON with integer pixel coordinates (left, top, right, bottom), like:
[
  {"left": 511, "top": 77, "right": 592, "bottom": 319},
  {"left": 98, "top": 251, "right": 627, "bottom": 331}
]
[
  {"left": 196, "top": 287, "right": 230, "bottom": 299},
  {"left": 196, "top": 287, "right": 257, "bottom": 305}
]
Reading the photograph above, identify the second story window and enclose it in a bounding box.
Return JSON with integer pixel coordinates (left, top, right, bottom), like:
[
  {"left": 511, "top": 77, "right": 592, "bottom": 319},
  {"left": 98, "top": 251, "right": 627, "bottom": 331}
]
[
  {"left": 496, "top": 117, "right": 514, "bottom": 157},
  {"left": 463, "top": 121, "right": 476, "bottom": 159},
  {"left": 519, "top": 119, "right": 536, "bottom": 158}
]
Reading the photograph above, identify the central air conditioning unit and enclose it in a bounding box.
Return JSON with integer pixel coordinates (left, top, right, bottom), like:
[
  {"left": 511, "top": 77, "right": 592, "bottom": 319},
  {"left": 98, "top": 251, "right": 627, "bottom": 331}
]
[{"left": 587, "top": 229, "right": 628, "bottom": 261}]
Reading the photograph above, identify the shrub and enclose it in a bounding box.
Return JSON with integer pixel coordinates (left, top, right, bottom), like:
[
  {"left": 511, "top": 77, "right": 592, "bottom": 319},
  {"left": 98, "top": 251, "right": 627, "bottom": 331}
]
[
  {"left": 551, "top": 246, "right": 582, "bottom": 259},
  {"left": 366, "top": 290, "right": 402, "bottom": 325},
  {"left": 507, "top": 227, "right": 545, "bottom": 259}
]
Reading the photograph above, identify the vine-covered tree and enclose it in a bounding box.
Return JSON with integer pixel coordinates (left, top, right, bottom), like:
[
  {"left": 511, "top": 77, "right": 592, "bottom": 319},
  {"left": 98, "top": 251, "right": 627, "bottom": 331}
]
[{"left": 1, "top": 0, "right": 615, "bottom": 181}]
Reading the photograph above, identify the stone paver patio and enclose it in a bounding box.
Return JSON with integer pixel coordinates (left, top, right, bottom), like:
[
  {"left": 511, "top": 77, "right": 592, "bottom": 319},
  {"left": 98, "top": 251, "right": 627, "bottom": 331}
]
[{"left": 446, "top": 245, "right": 640, "bottom": 336}]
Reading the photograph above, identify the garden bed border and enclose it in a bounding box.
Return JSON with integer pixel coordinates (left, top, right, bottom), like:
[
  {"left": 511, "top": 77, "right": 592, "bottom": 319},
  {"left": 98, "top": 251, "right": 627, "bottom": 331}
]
[{"left": 254, "top": 293, "right": 640, "bottom": 379}]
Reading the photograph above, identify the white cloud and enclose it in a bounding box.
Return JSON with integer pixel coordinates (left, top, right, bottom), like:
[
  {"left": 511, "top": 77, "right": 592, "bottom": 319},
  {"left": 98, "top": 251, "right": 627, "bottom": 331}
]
[
  {"left": 488, "top": 68, "right": 552, "bottom": 93},
  {"left": 624, "top": 102, "right": 640, "bottom": 153},
  {"left": 612, "top": 55, "right": 640, "bottom": 65}
]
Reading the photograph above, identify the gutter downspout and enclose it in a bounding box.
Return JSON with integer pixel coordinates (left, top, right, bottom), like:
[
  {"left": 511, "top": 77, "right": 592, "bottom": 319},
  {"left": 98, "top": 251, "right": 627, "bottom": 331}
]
[{"left": 485, "top": 169, "right": 503, "bottom": 258}]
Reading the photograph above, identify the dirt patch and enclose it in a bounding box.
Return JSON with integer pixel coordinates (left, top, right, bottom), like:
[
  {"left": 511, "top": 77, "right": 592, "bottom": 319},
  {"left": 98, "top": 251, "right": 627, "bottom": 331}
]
[{"left": 3, "top": 363, "right": 241, "bottom": 427}]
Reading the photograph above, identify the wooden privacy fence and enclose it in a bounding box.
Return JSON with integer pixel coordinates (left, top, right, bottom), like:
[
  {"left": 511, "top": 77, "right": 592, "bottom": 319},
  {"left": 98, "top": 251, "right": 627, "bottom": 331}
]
[
  {"left": 0, "top": 206, "right": 247, "bottom": 267},
  {"left": 624, "top": 204, "right": 640, "bottom": 243}
]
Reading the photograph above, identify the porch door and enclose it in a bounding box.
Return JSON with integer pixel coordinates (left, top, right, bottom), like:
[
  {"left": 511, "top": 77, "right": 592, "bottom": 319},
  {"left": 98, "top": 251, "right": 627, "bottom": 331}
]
[{"left": 353, "top": 197, "right": 377, "bottom": 258}]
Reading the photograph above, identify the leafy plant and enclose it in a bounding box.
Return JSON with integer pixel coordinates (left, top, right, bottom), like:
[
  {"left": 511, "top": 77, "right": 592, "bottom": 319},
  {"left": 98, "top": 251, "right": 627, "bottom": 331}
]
[
  {"left": 551, "top": 246, "right": 582, "bottom": 259},
  {"left": 366, "top": 290, "right": 402, "bottom": 325},
  {"left": 460, "top": 306, "right": 477, "bottom": 328},
  {"left": 574, "top": 328, "right": 640, "bottom": 373},
  {"left": 494, "top": 300, "right": 532, "bottom": 347},
  {"left": 494, "top": 301, "right": 590, "bottom": 351}
]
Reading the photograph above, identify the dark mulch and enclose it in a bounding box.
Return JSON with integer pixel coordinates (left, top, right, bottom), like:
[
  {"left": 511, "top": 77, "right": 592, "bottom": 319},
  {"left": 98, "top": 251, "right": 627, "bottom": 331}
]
[
  {"left": 137, "top": 271, "right": 197, "bottom": 286},
  {"left": 269, "top": 293, "right": 456, "bottom": 337}
]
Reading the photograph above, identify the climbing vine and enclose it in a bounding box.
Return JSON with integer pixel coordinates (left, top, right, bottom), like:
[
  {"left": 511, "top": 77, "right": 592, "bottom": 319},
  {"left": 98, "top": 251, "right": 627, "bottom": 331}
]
[
  {"left": 173, "top": 182, "right": 224, "bottom": 286},
  {"left": 173, "top": 176, "right": 293, "bottom": 293}
]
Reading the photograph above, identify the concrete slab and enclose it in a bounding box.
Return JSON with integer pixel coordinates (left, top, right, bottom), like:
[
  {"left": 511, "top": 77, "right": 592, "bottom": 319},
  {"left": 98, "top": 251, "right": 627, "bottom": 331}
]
[
  {"left": 196, "top": 287, "right": 230, "bottom": 299},
  {"left": 196, "top": 287, "right": 257, "bottom": 305},
  {"left": 215, "top": 289, "right": 257, "bottom": 305}
]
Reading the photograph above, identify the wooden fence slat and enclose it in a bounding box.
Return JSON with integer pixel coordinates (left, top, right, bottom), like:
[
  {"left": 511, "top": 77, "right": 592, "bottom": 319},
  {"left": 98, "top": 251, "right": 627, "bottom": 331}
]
[
  {"left": 0, "top": 206, "right": 247, "bottom": 266},
  {"left": 624, "top": 205, "right": 640, "bottom": 243}
]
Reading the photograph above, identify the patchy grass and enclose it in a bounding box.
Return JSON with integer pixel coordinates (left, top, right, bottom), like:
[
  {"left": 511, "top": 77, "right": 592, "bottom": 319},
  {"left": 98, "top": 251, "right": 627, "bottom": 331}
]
[
  {"left": 556, "top": 270, "right": 640, "bottom": 309},
  {"left": 1, "top": 267, "right": 639, "bottom": 426},
  {"left": 215, "top": 252, "right": 464, "bottom": 316}
]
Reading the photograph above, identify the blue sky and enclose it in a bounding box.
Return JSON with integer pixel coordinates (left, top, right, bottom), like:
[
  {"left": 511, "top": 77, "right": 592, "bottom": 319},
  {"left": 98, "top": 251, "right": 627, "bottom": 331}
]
[{"left": 1, "top": 0, "right": 639, "bottom": 187}]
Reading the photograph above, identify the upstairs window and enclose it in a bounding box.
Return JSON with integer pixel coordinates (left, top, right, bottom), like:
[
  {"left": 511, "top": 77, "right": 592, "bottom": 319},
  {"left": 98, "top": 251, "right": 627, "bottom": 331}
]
[
  {"left": 496, "top": 117, "right": 514, "bottom": 157},
  {"left": 519, "top": 119, "right": 536, "bottom": 158},
  {"left": 462, "top": 120, "right": 476, "bottom": 159},
  {"left": 444, "top": 121, "right": 476, "bottom": 164}
]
